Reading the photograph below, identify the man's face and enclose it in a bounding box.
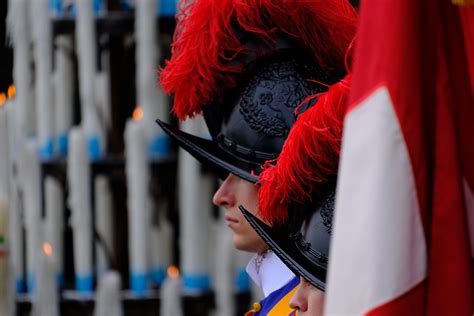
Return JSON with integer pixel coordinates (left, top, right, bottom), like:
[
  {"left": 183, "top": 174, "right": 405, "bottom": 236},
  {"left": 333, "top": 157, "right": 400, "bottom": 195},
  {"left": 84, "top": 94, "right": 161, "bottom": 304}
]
[
  {"left": 289, "top": 277, "right": 325, "bottom": 316},
  {"left": 213, "top": 173, "right": 268, "bottom": 253}
]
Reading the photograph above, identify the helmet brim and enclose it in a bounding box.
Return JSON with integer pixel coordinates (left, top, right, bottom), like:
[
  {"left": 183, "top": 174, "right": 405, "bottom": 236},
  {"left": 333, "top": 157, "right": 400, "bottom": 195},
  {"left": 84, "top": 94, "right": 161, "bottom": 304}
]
[
  {"left": 239, "top": 205, "right": 327, "bottom": 291},
  {"left": 156, "top": 119, "right": 259, "bottom": 183}
]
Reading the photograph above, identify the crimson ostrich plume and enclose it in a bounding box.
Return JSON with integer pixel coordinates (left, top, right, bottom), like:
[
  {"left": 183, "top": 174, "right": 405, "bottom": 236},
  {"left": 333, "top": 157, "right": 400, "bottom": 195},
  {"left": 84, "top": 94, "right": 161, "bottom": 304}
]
[
  {"left": 160, "top": 0, "right": 357, "bottom": 120},
  {"left": 258, "top": 75, "right": 351, "bottom": 225}
]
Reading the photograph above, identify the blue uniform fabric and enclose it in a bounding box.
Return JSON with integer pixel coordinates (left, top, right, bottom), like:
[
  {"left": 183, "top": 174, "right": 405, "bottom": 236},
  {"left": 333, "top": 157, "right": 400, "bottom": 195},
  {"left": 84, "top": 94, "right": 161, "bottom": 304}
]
[{"left": 249, "top": 276, "right": 300, "bottom": 316}]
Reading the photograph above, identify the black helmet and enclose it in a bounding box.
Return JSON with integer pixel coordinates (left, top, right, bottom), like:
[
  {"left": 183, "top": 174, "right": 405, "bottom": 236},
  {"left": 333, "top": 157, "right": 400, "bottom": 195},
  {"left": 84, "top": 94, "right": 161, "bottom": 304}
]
[
  {"left": 156, "top": 0, "right": 357, "bottom": 182},
  {"left": 157, "top": 51, "right": 334, "bottom": 182},
  {"left": 240, "top": 191, "right": 335, "bottom": 291}
]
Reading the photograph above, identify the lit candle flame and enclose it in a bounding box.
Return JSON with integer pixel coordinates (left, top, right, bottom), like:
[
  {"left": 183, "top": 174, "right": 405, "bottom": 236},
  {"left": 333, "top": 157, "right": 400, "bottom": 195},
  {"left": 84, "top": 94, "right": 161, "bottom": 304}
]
[
  {"left": 0, "top": 93, "right": 6, "bottom": 107},
  {"left": 167, "top": 265, "right": 180, "bottom": 279},
  {"left": 43, "top": 242, "right": 53, "bottom": 256},
  {"left": 132, "top": 107, "right": 144, "bottom": 121},
  {"left": 7, "top": 84, "right": 16, "bottom": 99}
]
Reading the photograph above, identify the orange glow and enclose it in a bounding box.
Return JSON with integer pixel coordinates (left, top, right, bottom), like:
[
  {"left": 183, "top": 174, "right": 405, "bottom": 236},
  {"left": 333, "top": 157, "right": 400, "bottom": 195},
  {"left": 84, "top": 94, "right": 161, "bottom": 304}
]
[
  {"left": 132, "top": 107, "right": 144, "bottom": 121},
  {"left": 7, "top": 85, "right": 16, "bottom": 99},
  {"left": 0, "top": 93, "right": 6, "bottom": 107},
  {"left": 43, "top": 242, "right": 53, "bottom": 256},
  {"left": 167, "top": 265, "right": 180, "bottom": 279}
]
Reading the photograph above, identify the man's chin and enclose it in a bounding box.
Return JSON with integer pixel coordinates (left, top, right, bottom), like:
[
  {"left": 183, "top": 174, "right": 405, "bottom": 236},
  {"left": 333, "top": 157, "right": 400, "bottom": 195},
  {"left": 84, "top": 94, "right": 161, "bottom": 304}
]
[{"left": 232, "top": 237, "right": 256, "bottom": 253}]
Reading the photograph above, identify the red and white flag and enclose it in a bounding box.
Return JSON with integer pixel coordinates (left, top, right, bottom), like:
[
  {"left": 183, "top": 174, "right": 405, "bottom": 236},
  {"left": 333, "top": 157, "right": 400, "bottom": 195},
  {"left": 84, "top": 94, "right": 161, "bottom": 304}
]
[{"left": 326, "top": 0, "right": 474, "bottom": 315}]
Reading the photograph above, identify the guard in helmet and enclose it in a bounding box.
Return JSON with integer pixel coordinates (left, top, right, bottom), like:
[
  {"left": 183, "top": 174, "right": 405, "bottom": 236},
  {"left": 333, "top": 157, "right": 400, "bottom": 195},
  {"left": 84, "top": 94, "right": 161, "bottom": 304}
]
[
  {"left": 156, "top": 0, "right": 357, "bottom": 314},
  {"left": 240, "top": 76, "right": 351, "bottom": 315}
]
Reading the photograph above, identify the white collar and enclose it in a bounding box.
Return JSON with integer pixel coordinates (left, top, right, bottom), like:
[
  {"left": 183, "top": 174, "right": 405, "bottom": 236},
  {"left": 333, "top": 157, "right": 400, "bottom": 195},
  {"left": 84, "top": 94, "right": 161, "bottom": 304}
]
[{"left": 246, "top": 251, "right": 296, "bottom": 297}]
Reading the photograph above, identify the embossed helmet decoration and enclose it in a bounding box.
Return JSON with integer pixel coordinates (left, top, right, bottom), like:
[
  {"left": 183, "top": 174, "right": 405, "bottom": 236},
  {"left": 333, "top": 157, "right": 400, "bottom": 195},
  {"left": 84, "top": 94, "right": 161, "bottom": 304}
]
[
  {"left": 241, "top": 76, "right": 351, "bottom": 290},
  {"left": 156, "top": 0, "right": 357, "bottom": 183}
]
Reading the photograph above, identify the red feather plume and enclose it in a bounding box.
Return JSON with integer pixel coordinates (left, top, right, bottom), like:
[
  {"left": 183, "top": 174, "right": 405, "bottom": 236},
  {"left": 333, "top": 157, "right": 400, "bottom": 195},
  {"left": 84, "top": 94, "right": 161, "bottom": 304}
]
[
  {"left": 160, "top": 0, "right": 357, "bottom": 120},
  {"left": 258, "top": 75, "right": 351, "bottom": 225}
]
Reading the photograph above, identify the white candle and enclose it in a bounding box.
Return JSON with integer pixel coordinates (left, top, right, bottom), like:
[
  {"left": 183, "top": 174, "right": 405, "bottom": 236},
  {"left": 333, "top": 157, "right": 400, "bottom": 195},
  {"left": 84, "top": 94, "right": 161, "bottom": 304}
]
[
  {"left": 44, "top": 176, "right": 64, "bottom": 286},
  {"left": 159, "top": 267, "right": 183, "bottom": 316},
  {"left": 213, "top": 208, "right": 235, "bottom": 316},
  {"left": 0, "top": 195, "right": 15, "bottom": 315},
  {"left": 0, "top": 106, "right": 9, "bottom": 200},
  {"left": 94, "top": 271, "right": 123, "bottom": 316},
  {"left": 125, "top": 119, "right": 151, "bottom": 296},
  {"left": 8, "top": 181, "right": 24, "bottom": 295},
  {"left": 7, "top": 180, "right": 23, "bottom": 296},
  {"left": 150, "top": 202, "right": 172, "bottom": 286},
  {"left": 152, "top": 0, "right": 169, "bottom": 128},
  {"left": 135, "top": 0, "right": 169, "bottom": 157},
  {"left": 178, "top": 118, "right": 212, "bottom": 295},
  {"left": 95, "top": 176, "right": 114, "bottom": 276},
  {"left": 0, "top": 200, "right": 9, "bottom": 316},
  {"left": 32, "top": 0, "right": 54, "bottom": 159},
  {"left": 136, "top": 0, "right": 174, "bottom": 276},
  {"left": 32, "top": 242, "right": 59, "bottom": 316},
  {"left": 19, "top": 140, "right": 42, "bottom": 293},
  {"left": 7, "top": 0, "right": 35, "bottom": 137},
  {"left": 0, "top": 106, "right": 11, "bottom": 310},
  {"left": 67, "top": 127, "right": 93, "bottom": 293},
  {"left": 1, "top": 100, "right": 15, "bottom": 306},
  {"left": 54, "top": 35, "right": 74, "bottom": 156},
  {"left": 6, "top": 101, "right": 25, "bottom": 294},
  {"left": 76, "top": 0, "right": 104, "bottom": 160}
]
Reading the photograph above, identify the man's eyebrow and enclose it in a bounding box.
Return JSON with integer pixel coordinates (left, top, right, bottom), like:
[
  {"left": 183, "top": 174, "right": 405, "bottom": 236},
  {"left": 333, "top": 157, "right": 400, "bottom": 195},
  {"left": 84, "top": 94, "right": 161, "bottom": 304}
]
[{"left": 300, "top": 278, "right": 311, "bottom": 287}]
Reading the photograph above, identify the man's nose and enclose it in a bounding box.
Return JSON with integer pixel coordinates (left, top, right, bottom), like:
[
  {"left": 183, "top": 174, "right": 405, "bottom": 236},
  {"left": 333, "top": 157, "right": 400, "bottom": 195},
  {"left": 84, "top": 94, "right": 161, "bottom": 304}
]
[
  {"left": 289, "top": 284, "right": 308, "bottom": 313},
  {"left": 212, "top": 174, "right": 236, "bottom": 208}
]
